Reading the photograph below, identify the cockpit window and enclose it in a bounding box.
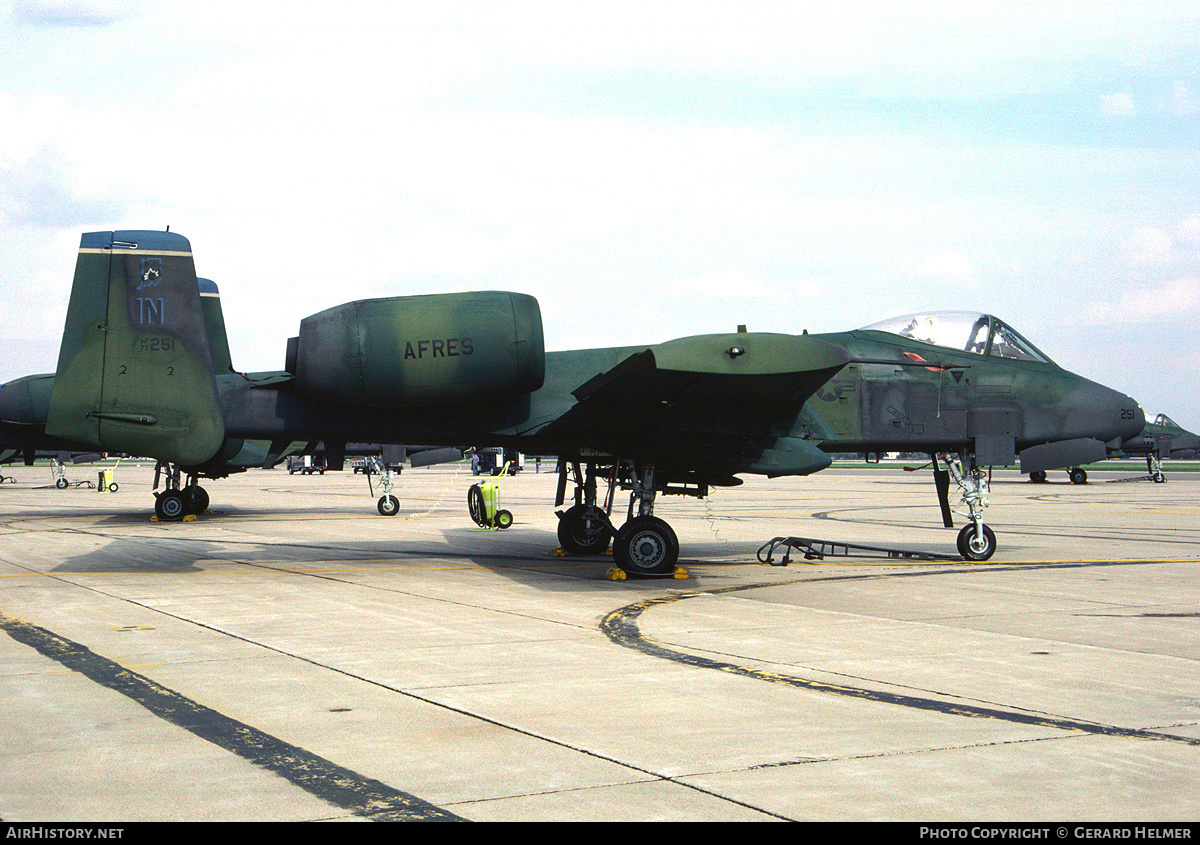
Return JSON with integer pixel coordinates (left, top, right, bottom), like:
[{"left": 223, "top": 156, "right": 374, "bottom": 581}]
[
  {"left": 989, "top": 321, "right": 1049, "bottom": 362},
  {"left": 861, "top": 312, "right": 988, "bottom": 354},
  {"left": 1156, "top": 413, "right": 1178, "bottom": 428},
  {"left": 860, "top": 311, "right": 1054, "bottom": 364}
]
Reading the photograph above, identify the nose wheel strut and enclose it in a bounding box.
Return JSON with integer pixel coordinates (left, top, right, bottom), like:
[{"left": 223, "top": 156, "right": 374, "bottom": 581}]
[{"left": 940, "top": 452, "right": 996, "bottom": 561}]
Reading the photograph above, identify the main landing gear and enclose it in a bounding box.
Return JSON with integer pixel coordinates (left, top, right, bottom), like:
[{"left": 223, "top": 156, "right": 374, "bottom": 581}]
[
  {"left": 1028, "top": 467, "right": 1090, "bottom": 484},
  {"left": 554, "top": 459, "right": 688, "bottom": 575},
  {"left": 937, "top": 452, "right": 997, "bottom": 561},
  {"left": 152, "top": 461, "right": 210, "bottom": 521},
  {"left": 361, "top": 456, "right": 401, "bottom": 516}
]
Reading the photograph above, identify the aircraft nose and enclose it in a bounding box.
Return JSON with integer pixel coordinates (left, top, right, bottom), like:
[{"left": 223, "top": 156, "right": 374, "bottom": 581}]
[
  {"left": 1124, "top": 394, "right": 1146, "bottom": 440},
  {"left": 1094, "top": 381, "right": 1143, "bottom": 443}
]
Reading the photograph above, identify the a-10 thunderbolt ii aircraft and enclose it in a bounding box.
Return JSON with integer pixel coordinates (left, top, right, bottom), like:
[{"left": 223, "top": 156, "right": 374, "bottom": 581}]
[
  {"left": 0, "top": 231, "right": 1144, "bottom": 572},
  {"left": 1115, "top": 413, "right": 1200, "bottom": 483}
]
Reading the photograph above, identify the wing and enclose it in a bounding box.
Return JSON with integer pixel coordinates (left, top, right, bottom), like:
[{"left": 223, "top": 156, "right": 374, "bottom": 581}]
[{"left": 534, "top": 332, "right": 850, "bottom": 479}]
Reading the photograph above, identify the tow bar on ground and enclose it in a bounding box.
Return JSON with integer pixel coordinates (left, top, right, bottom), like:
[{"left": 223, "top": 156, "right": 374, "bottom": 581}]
[{"left": 757, "top": 536, "right": 962, "bottom": 565}]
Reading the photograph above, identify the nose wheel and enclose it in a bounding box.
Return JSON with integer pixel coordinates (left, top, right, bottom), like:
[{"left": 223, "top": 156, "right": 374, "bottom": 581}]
[
  {"left": 956, "top": 523, "right": 996, "bottom": 561},
  {"left": 939, "top": 452, "right": 998, "bottom": 561}
]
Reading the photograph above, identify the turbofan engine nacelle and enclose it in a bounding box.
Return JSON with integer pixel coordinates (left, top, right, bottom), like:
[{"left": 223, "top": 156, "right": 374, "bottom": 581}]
[{"left": 288, "top": 291, "right": 545, "bottom": 408}]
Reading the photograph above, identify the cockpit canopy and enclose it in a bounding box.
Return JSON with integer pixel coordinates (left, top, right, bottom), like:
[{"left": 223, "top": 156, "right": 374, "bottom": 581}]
[{"left": 860, "top": 311, "right": 1054, "bottom": 364}]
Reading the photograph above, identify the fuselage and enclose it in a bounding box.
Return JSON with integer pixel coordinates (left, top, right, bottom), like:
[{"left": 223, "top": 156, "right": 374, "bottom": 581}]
[{"left": 2, "top": 314, "right": 1146, "bottom": 478}]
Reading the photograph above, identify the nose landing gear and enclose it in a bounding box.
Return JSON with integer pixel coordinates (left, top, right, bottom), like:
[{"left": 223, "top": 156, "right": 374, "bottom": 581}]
[{"left": 940, "top": 452, "right": 997, "bottom": 561}]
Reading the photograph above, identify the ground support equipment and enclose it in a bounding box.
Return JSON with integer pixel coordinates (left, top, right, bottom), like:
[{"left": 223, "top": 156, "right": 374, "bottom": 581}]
[{"left": 757, "top": 536, "right": 961, "bottom": 565}]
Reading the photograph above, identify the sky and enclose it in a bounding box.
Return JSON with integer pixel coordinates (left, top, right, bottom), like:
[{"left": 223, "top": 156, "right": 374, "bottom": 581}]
[{"left": 2, "top": 0, "right": 1199, "bottom": 429}]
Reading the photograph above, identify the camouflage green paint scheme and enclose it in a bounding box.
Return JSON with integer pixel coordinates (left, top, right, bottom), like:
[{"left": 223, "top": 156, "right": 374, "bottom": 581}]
[
  {"left": 3, "top": 233, "right": 1146, "bottom": 491},
  {"left": 44, "top": 232, "right": 225, "bottom": 467},
  {"left": 803, "top": 313, "right": 1143, "bottom": 472}
]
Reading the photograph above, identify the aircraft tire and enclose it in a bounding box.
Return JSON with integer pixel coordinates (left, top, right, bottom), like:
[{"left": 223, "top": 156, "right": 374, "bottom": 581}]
[
  {"left": 155, "top": 491, "right": 186, "bottom": 521},
  {"left": 1029, "top": 470, "right": 1047, "bottom": 483},
  {"left": 183, "top": 485, "right": 209, "bottom": 514},
  {"left": 55, "top": 478, "right": 68, "bottom": 489},
  {"left": 1069, "top": 467, "right": 1088, "bottom": 484},
  {"left": 377, "top": 494, "right": 400, "bottom": 516},
  {"left": 956, "top": 524, "right": 996, "bottom": 561},
  {"left": 556, "top": 504, "right": 611, "bottom": 555},
  {"left": 613, "top": 515, "right": 679, "bottom": 575}
]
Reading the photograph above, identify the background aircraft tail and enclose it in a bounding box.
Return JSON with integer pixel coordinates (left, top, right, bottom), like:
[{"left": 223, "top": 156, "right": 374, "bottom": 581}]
[{"left": 45, "top": 231, "right": 225, "bottom": 467}]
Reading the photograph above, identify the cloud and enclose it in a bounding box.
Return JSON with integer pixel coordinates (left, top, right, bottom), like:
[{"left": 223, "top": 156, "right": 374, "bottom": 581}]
[
  {"left": 1122, "top": 226, "right": 1174, "bottom": 266},
  {"left": 1121, "top": 218, "right": 1200, "bottom": 266},
  {"left": 668, "top": 270, "right": 776, "bottom": 299},
  {"left": 1176, "top": 215, "right": 1200, "bottom": 248},
  {"left": 0, "top": 145, "right": 120, "bottom": 226},
  {"left": 9, "top": 0, "right": 129, "bottom": 26},
  {"left": 1101, "top": 92, "right": 1136, "bottom": 117},
  {"left": 916, "top": 251, "right": 975, "bottom": 283},
  {"left": 1169, "top": 82, "right": 1200, "bottom": 116},
  {"left": 1082, "top": 277, "right": 1200, "bottom": 325}
]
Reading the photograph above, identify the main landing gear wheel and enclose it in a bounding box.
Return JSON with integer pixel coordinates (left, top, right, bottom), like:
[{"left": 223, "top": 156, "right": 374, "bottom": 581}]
[
  {"left": 613, "top": 515, "right": 679, "bottom": 575},
  {"left": 377, "top": 494, "right": 400, "bottom": 516},
  {"left": 1069, "top": 467, "right": 1088, "bottom": 484},
  {"left": 556, "top": 504, "right": 612, "bottom": 555},
  {"left": 1029, "top": 470, "right": 1047, "bottom": 483},
  {"left": 182, "top": 485, "right": 209, "bottom": 514},
  {"left": 154, "top": 490, "right": 186, "bottom": 521},
  {"left": 956, "top": 524, "right": 996, "bottom": 561}
]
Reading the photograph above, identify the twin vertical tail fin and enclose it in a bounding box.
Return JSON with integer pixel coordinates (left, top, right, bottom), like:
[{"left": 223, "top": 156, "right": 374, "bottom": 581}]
[
  {"left": 45, "top": 231, "right": 225, "bottom": 467},
  {"left": 198, "top": 277, "right": 234, "bottom": 376}
]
